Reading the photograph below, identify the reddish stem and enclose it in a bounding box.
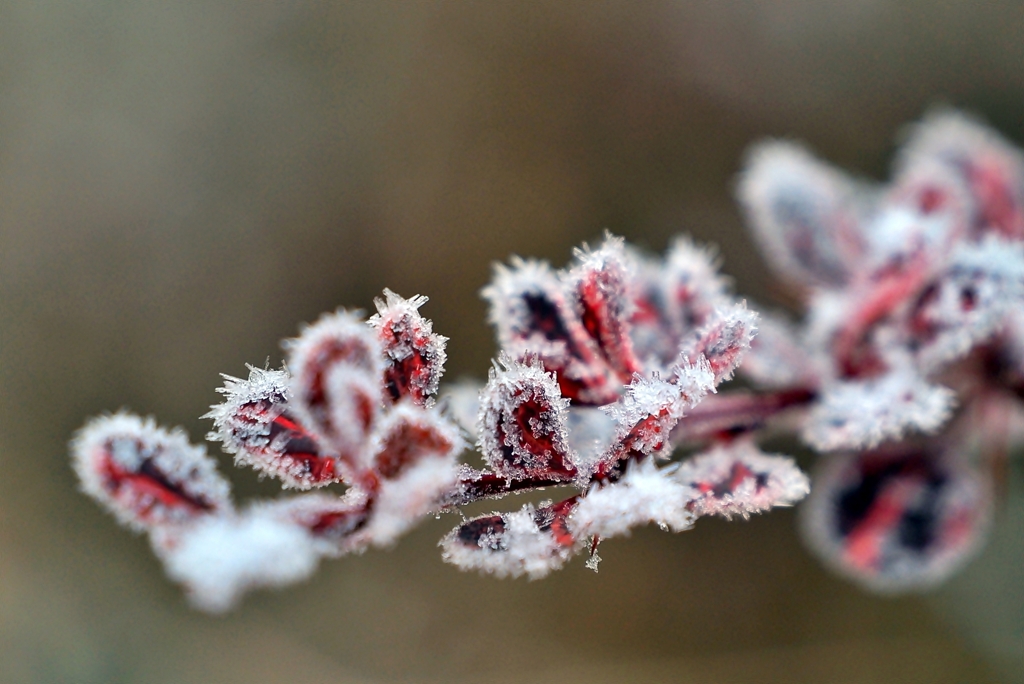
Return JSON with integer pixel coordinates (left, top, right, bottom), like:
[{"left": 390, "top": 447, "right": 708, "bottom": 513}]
[{"left": 670, "top": 388, "right": 816, "bottom": 444}]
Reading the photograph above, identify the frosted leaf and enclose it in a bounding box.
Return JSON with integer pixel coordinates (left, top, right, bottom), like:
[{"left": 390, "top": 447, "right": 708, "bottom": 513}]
[
  {"left": 482, "top": 256, "right": 564, "bottom": 349},
  {"left": 357, "top": 455, "right": 460, "bottom": 548},
  {"left": 571, "top": 459, "right": 697, "bottom": 539},
  {"left": 910, "top": 235, "right": 1024, "bottom": 371},
  {"left": 440, "top": 501, "right": 578, "bottom": 579},
  {"left": 603, "top": 356, "right": 714, "bottom": 437},
  {"left": 865, "top": 159, "right": 971, "bottom": 267},
  {"left": 674, "top": 442, "right": 809, "bottom": 520},
  {"left": 324, "top": 366, "right": 383, "bottom": 471},
  {"left": 284, "top": 309, "right": 384, "bottom": 455},
  {"left": 740, "top": 311, "right": 819, "bottom": 389},
  {"left": 563, "top": 234, "right": 642, "bottom": 379},
  {"left": 482, "top": 256, "right": 618, "bottom": 405},
  {"left": 801, "top": 447, "right": 992, "bottom": 593},
  {"left": 738, "top": 140, "right": 866, "bottom": 287},
  {"left": 370, "top": 402, "right": 465, "bottom": 480},
  {"left": 897, "top": 110, "right": 1024, "bottom": 239},
  {"left": 803, "top": 371, "right": 956, "bottom": 452},
  {"left": 680, "top": 302, "right": 758, "bottom": 385},
  {"left": 72, "top": 413, "right": 232, "bottom": 532},
  {"left": 477, "top": 355, "right": 576, "bottom": 481},
  {"left": 368, "top": 289, "right": 448, "bottom": 407},
  {"left": 628, "top": 251, "right": 681, "bottom": 369},
  {"left": 155, "top": 508, "right": 320, "bottom": 613},
  {"left": 602, "top": 373, "right": 682, "bottom": 439},
  {"left": 594, "top": 357, "right": 714, "bottom": 474},
  {"left": 628, "top": 238, "right": 732, "bottom": 370},
  {"left": 662, "top": 237, "right": 732, "bottom": 333},
  {"left": 204, "top": 366, "right": 342, "bottom": 489}
]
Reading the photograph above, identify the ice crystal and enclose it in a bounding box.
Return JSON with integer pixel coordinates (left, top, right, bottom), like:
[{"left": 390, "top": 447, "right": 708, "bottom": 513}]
[
  {"left": 440, "top": 503, "right": 578, "bottom": 580},
  {"left": 572, "top": 459, "right": 696, "bottom": 538},
  {"left": 204, "top": 366, "right": 343, "bottom": 490},
  {"left": 680, "top": 302, "right": 758, "bottom": 385},
  {"left": 803, "top": 372, "right": 956, "bottom": 452},
  {"left": 368, "top": 289, "right": 448, "bottom": 407}
]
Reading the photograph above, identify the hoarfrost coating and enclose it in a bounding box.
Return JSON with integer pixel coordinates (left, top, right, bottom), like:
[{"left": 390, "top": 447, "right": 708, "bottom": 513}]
[{"left": 72, "top": 110, "right": 1024, "bottom": 610}]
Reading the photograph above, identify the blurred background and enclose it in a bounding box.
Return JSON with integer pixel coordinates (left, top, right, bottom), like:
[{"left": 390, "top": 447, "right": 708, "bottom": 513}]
[{"left": 2, "top": 1, "right": 1023, "bottom": 682}]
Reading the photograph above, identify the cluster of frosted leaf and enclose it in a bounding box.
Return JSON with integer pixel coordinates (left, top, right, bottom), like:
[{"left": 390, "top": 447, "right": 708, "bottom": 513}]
[
  {"left": 442, "top": 236, "right": 808, "bottom": 579},
  {"left": 72, "top": 291, "right": 462, "bottom": 611},
  {"left": 737, "top": 110, "right": 1024, "bottom": 591}
]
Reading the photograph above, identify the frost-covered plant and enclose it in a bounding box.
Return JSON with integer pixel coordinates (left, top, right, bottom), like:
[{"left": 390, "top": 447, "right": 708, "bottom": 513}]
[
  {"left": 72, "top": 110, "right": 1024, "bottom": 611},
  {"left": 72, "top": 243, "right": 808, "bottom": 611},
  {"left": 736, "top": 110, "right": 1024, "bottom": 592}
]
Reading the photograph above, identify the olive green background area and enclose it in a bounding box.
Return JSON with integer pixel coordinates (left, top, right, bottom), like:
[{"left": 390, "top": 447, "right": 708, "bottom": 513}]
[{"left": 1, "top": 2, "right": 1023, "bottom": 682}]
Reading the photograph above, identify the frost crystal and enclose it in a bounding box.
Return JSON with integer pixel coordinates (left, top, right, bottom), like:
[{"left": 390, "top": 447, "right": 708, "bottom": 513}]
[
  {"left": 602, "top": 357, "right": 714, "bottom": 450},
  {"left": 803, "top": 372, "right": 956, "bottom": 452},
  {"left": 205, "top": 366, "right": 343, "bottom": 489},
  {"left": 572, "top": 460, "right": 696, "bottom": 538},
  {"left": 369, "top": 289, "right": 448, "bottom": 406},
  {"left": 680, "top": 302, "right": 758, "bottom": 384},
  {"left": 440, "top": 502, "right": 578, "bottom": 580}
]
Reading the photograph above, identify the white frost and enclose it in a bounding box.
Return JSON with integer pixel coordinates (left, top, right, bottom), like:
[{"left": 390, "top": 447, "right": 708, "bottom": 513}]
[
  {"left": 804, "top": 371, "right": 956, "bottom": 452},
  {"left": 675, "top": 442, "right": 810, "bottom": 520},
  {"left": 72, "top": 412, "right": 232, "bottom": 531},
  {"left": 157, "top": 508, "right": 320, "bottom": 613},
  {"left": 440, "top": 505, "right": 577, "bottom": 579},
  {"left": 738, "top": 140, "right": 866, "bottom": 287},
  {"left": 571, "top": 459, "right": 697, "bottom": 538}
]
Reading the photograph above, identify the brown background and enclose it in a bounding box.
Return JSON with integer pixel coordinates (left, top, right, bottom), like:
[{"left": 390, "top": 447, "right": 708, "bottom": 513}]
[{"left": 1, "top": 2, "right": 1022, "bottom": 682}]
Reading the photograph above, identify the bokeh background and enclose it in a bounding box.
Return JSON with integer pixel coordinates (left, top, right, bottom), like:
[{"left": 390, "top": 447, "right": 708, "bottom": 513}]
[{"left": 2, "top": 2, "right": 1023, "bottom": 682}]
